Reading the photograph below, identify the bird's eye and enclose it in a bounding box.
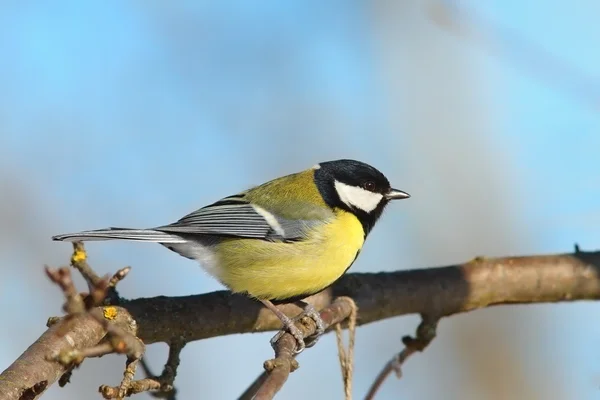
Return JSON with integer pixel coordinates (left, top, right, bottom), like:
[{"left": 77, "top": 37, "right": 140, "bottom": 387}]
[{"left": 363, "top": 181, "right": 376, "bottom": 191}]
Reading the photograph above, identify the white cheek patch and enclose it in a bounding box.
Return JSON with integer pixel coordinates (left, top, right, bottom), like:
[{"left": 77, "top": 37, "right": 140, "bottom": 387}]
[{"left": 334, "top": 181, "right": 383, "bottom": 212}]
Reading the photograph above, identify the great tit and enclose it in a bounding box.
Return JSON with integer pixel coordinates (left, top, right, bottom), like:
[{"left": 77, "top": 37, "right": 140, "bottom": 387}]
[{"left": 53, "top": 159, "right": 409, "bottom": 352}]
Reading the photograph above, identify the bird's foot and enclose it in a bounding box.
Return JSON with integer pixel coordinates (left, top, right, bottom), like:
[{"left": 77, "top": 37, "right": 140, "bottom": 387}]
[
  {"left": 269, "top": 303, "right": 325, "bottom": 354},
  {"left": 269, "top": 315, "right": 307, "bottom": 354},
  {"left": 298, "top": 303, "right": 325, "bottom": 348}
]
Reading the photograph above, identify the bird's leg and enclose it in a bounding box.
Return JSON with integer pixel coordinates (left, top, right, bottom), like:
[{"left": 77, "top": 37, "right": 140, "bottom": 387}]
[
  {"left": 261, "top": 299, "right": 326, "bottom": 354},
  {"left": 260, "top": 299, "right": 307, "bottom": 353}
]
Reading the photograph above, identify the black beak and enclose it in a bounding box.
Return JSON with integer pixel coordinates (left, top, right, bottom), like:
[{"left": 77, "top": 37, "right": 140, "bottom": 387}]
[{"left": 385, "top": 188, "right": 410, "bottom": 200}]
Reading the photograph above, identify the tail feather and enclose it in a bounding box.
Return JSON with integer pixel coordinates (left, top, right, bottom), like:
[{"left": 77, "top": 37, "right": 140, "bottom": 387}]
[{"left": 52, "top": 227, "right": 187, "bottom": 243}]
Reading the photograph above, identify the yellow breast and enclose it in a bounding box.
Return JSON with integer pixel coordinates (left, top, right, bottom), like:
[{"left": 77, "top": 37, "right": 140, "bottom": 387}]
[{"left": 213, "top": 210, "right": 365, "bottom": 301}]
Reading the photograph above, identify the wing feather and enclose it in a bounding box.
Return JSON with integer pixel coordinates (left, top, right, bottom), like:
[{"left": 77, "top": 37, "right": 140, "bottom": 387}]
[{"left": 155, "top": 197, "right": 329, "bottom": 241}]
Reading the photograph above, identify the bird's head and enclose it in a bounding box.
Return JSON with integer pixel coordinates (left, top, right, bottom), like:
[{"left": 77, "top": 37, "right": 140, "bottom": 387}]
[{"left": 314, "top": 159, "right": 409, "bottom": 234}]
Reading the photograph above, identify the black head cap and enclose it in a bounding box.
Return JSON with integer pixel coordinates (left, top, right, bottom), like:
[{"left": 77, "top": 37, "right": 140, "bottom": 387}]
[{"left": 313, "top": 159, "right": 409, "bottom": 235}]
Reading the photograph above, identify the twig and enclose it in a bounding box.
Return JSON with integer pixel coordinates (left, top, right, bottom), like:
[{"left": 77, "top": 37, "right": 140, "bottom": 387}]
[
  {"left": 50, "top": 342, "right": 113, "bottom": 365},
  {"left": 254, "top": 348, "right": 298, "bottom": 400},
  {"left": 364, "top": 315, "right": 439, "bottom": 400},
  {"left": 238, "top": 372, "right": 269, "bottom": 400},
  {"left": 120, "top": 355, "right": 142, "bottom": 398},
  {"left": 99, "top": 378, "right": 164, "bottom": 398},
  {"left": 104, "top": 338, "right": 186, "bottom": 399},
  {"left": 251, "top": 298, "right": 357, "bottom": 400},
  {"left": 154, "top": 338, "right": 186, "bottom": 396},
  {"left": 45, "top": 266, "right": 87, "bottom": 315},
  {"left": 109, "top": 266, "right": 132, "bottom": 288},
  {"left": 102, "top": 266, "right": 132, "bottom": 306},
  {"left": 48, "top": 244, "right": 148, "bottom": 399},
  {"left": 70, "top": 241, "right": 104, "bottom": 289}
]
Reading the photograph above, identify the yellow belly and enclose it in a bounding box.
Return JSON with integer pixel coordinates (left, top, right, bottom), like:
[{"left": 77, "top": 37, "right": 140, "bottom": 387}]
[{"left": 213, "top": 210, "right": 365, "bottom": 300}]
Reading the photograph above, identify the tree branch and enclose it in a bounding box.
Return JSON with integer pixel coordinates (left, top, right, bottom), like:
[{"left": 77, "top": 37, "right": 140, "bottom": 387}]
[
  {"left": 2, "top": 250, "right": 599, "bottom": 399},
  {"left": 130, "top": 250, "right": 600, "bottom": 344}
]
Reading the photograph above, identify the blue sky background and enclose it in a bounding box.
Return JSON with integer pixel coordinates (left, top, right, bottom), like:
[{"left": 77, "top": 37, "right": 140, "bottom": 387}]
[{"left": 1, "top": 1, "right": 599, "bottom": 399}]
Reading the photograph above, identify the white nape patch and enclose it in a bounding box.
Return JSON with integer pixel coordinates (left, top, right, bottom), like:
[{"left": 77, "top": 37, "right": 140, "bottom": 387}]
[
  {"left": 252, "top": 205, "right": 285, "bottom": 237},
  {"left": 334, "top": 180, "right": 383, "bottom": 212},
  {"left": 312, "top": 163, "right": 321, "bottom": 170}
]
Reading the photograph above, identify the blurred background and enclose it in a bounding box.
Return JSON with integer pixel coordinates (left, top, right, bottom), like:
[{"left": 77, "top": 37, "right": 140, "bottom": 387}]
[{"left": 1, "top": 1, "right": 599, "bottom": 399}]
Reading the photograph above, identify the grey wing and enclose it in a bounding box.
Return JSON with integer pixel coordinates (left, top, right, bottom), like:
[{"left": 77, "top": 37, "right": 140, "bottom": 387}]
[{"left": 155, "top": 197, "right": 326, "bottom": 241}]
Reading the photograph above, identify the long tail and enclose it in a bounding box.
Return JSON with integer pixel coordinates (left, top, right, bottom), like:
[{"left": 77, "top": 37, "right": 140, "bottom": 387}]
[{"left": 52, "top": 227, "right": 187, "bottom": 243}]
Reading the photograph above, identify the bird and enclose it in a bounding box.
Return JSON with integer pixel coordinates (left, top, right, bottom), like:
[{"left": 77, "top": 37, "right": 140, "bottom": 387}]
[{"left": 53, "top": 159, "right": 409, "bottom": 352}]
